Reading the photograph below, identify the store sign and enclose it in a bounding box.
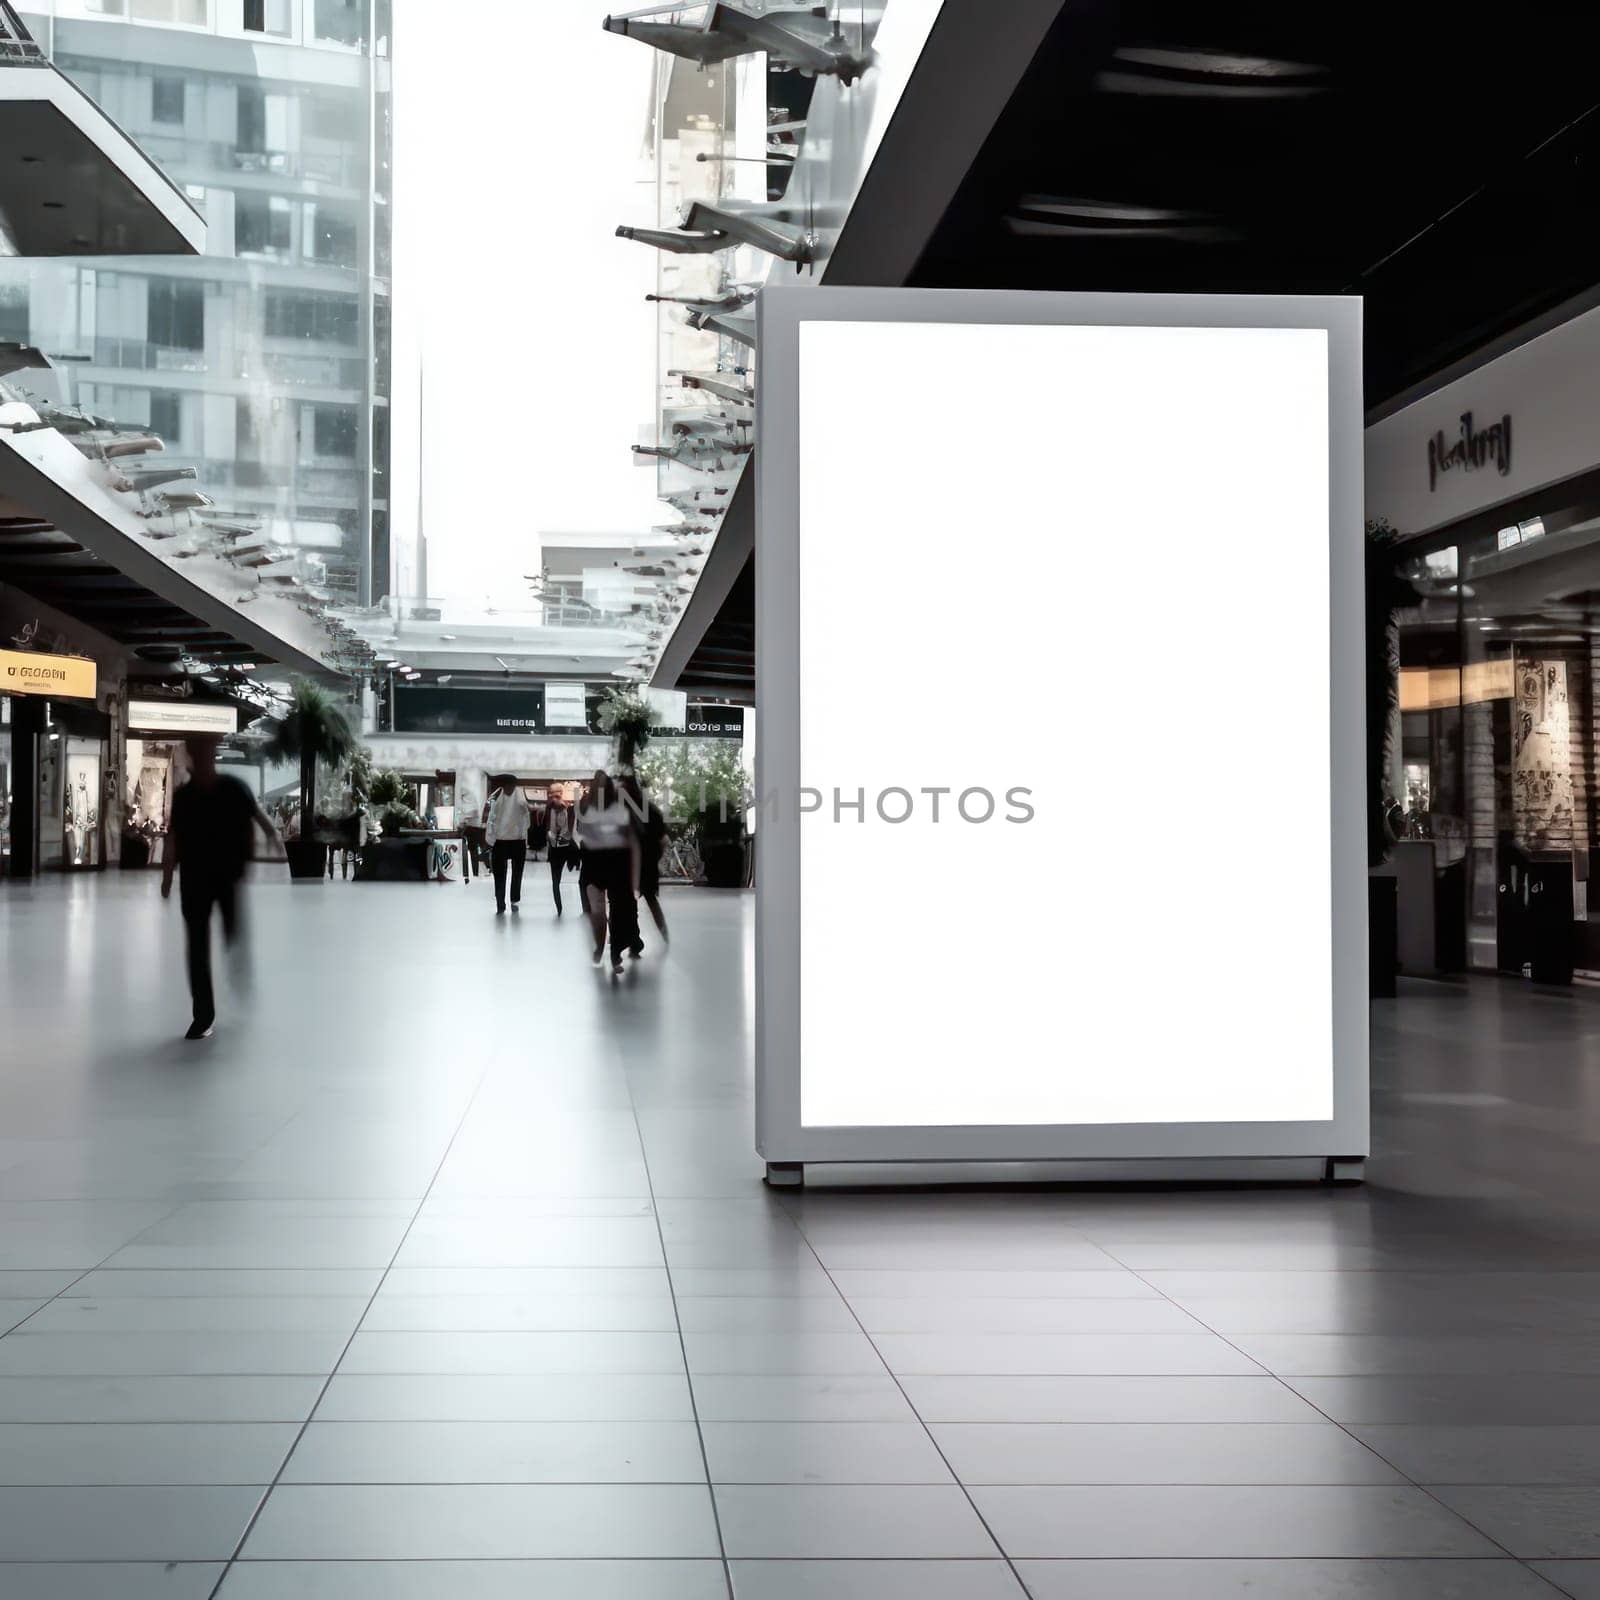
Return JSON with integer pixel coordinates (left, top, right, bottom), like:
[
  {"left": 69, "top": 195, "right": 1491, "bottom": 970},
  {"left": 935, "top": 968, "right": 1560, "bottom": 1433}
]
[
  {"left": 395, "top": 685, "right": 545, "bottom": 736},
  {"left": 1427, "top": 410, "right": 1513, "bottom": 492},
  {"left": 681, "top": 705, "right": 745, "bottom": 738},
  {"left": 127, "top": 699, "right": 239, "bottom": 736},
  {"left": 545, "top": 682, "right": 588, "bottom": 729},
  {"left": 0, "top": 648, "right": 96, "bottom": 700}
]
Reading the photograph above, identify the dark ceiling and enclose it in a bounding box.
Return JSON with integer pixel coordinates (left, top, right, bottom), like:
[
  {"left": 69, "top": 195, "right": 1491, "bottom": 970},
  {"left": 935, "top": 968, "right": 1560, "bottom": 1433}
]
[
  {"left": 0, "top": 517, "right": 273, "bottom": 666},
  {"left": 911, "top": 0, "right": 1600, "bottom": 408},
  {"left": 673, "top": 556, "right": 753, "bottom": 700}
]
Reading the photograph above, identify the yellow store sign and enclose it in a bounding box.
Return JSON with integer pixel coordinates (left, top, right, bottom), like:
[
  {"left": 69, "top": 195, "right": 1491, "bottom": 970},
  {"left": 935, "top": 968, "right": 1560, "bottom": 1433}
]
[{"left": 0, "top": 648, "right": 98, "bottom": 700}]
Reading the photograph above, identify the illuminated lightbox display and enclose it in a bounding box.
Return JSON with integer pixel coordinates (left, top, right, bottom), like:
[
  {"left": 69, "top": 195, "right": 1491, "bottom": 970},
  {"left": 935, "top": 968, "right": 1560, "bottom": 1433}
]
[{"left": 755, "top": 287, "right": 1367, "bottom": 1173}]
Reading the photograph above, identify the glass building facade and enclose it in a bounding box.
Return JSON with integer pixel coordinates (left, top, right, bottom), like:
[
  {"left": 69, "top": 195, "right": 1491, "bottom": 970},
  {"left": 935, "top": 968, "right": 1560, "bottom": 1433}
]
[{"left": 1, "top": 0, "right": 391, "bottom": 603}]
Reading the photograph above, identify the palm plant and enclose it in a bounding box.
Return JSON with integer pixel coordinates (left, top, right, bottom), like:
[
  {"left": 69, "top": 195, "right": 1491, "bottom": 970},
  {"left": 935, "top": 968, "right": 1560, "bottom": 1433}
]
[
  {"left": 366, "top": 771, "right": 419, "bottom": 837},
  {"left": 345, "top": 745, "right": 375, "bottom": 815},
  {"left": 367, "top": 769, "right": 410, "bottom": 808},
  {"left": 262, "top": 680, "right": 357, "bottom": 833}
]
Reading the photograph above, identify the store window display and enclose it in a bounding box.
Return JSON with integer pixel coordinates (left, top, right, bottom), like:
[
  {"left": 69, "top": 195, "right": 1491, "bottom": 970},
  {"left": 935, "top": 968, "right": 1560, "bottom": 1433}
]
[
  {"left": 125, "top": 738, "right": 191, "bottom": 867},
  {"left": 31, "top": 717, "right": 108, "bottom": 873},
  {"left": 64, "top": 741, "right": 103, "bottom": 867},
  {"left": 1395, "top": 502, "right": 1600, "bottom": 975}
]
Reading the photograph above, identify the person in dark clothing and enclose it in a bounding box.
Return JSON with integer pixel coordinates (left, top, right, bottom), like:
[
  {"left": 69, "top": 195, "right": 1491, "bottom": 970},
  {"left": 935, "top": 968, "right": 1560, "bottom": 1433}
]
[
  {"left": 160, "top": 737, "right": 278, "bottom": 1040},
  {"left": 546, "top": 792, "right": 577, "bottom": 916},
  {"left": 620, "top": 774, "right": 669, "bottom": 952},
  {"left": 576, "top": 770, "right": 640, "bottom": 974},
  {"left": 459, "top": 787, "right": 487, "bottom": 880}
]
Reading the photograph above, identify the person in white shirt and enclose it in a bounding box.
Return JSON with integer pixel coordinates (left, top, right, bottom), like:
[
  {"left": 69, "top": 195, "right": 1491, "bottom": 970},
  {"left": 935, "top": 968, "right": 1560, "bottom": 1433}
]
[
  {"left": 485, "top": 775, "right": 532, "bottom": 915},
  {"left": 458, "top": 787, "right": 486, "bottom": 881},
  {"left": 575, "top": 770, "right": 640, "bottom": 974}
]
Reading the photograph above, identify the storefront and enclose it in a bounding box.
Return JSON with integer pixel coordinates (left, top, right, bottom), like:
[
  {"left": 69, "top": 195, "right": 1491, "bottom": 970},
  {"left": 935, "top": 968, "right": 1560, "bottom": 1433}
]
[
  {"left": 1368, "top": 297, "right": 1600, "bottom": 978},
  {"left": 0, "top": 646, "right": 105, "bottom": 878}
]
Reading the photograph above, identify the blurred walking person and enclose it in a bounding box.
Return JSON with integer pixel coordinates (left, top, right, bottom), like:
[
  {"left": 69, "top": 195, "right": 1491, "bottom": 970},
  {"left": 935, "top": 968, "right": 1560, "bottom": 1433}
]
[
  {"left": 546, "top": 790, "right": 577, "bottom": 916},
  {"left": 487, "top": 774, "right": 531, "bottom": 915},
  {"left": 161, "top": 736, "right": 278, "bottom": 1040},
  {"left": 459, "top": 785, "right": 487, "bottom": 881},
  {"left": 619, "top": 774, "right": 669, "bottom": 951},
  {"left": 576, "top": 770, "right": 640, "bottom": 975}
]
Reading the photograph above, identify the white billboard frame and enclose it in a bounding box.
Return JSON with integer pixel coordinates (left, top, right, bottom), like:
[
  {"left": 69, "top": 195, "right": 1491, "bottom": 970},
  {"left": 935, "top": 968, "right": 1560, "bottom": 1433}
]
[{"left": 754, "top": 285, "right": 1368, "bottom": 1181}]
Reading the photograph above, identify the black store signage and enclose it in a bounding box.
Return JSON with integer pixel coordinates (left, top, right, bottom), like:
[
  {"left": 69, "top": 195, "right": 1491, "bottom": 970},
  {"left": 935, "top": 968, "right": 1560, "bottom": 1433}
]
[
  {"left": 1427, "top": 410, "right": 1512, "bottom": 492},
  {"left": 395, "top": 686, "right": 545, "bottom": 736},
  {"left": 678, "top": 705, "right": 745, "bottom": 738},
  {"left": 394, "top": 687, "right": 745, "bottom": 739}
]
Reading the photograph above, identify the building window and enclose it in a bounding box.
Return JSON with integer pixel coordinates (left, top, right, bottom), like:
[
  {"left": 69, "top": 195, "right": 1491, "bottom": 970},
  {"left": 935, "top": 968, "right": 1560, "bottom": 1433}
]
[
  {"left": 0, "top": 283, "right": 27, "bottom": 345},
  {"left": 152, "top": 77, "right": 186, "bottom": 126},
  {"left": 147, "top": 280, "right": 204, "bottom": 352},
  {"left": 243, "top": 0, "right": 289, "bottom": 32},
  {"left": 236, "top": 194, "right": 292, "bottom": 259},
  {"left": 236, "top": 396, "right": 263, "bottom": 460},
  {"left": 306, "top": 93, "right": 362, "bottom": 146},
  {"left": 149, "top": 391, "right": 182, "bottom": 444},
  {"left": 314, "top": 0, "right": 366, "bottom": 46},
  {"left": 370, "top": 402, "right": 388, "bottom": 495},
  {"left": 302, "top": 203, "right": 359, "bottom": 269},
  {"left": 311, "top": 404, "right": 358, "bottom": 459},
  {"left": 237, "top": 87, "right": 290, "bottom": 157},
  {"left": 91, "top": 1, "right": 209, "bottom": 20},
  {"left": 265, "top": 290, "right": 358, "bottom": 344}
]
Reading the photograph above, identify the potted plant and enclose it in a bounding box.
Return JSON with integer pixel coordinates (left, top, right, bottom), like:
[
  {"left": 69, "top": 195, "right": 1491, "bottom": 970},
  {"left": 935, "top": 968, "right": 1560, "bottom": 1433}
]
[
  {"left": 691, "top": 743, "right": 752, "bottom": 888},
  {"left": 345, "top": 745, "right": 375, "bottom": 817},
  {"left": 262, "top": 680, "right": 357, "bottom": 880},
  {"left": 367, "top": 769, "right": 411, "bottom": 816},
  {"left": 1366, "top": 519, "right": 1423, "bottom": 996},
  {"left": 376, "top": 799, "right": 421, "bottom": 837},
  {"left": 597, "top": 687, "right": 655, "bottom": 772}
]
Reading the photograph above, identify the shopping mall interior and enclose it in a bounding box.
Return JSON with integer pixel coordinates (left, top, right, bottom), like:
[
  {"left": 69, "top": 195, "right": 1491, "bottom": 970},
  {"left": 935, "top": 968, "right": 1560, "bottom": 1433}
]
[{"left": 7, "top": 3, "right": 1600, "bottom": 1597}]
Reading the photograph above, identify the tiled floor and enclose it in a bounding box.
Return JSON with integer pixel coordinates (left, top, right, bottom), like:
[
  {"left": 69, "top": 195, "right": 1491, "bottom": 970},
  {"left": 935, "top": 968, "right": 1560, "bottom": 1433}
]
[{"left": 1, "top": 877, "right": 1600, "bottom": 1597}]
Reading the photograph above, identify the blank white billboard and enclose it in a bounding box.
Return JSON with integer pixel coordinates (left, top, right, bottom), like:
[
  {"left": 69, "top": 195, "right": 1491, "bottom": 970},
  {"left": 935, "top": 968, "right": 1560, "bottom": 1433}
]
[{"left": 794, "top": 319, "right": 1333, "bottom": 1129}]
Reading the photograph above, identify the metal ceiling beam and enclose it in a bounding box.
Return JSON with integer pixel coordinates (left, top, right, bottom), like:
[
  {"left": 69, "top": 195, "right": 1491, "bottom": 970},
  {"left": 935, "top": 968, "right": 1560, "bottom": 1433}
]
[
  {"left": 0, "top": 438, "right": 333, "bottom": 679},
  {"left": 652, "top": 460, "right": 752, "bottom": 692},
  {"left": 824, "top": 0, "right": 1066, "bottom": 287}
]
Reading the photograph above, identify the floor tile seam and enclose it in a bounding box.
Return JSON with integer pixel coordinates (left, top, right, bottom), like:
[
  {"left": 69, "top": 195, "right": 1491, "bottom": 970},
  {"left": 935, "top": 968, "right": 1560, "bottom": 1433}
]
[
  {"left": 622, "top": 1071, "right": 736, "bottom": 1600},
  {"left": 18, "top": 1473, "right": 1592, "bottom": 1488},
  {"left": 202, "top": 1062, "right": 499, "bottom": 1600},
  {"left": 0, "top": 1193, "right": 210, "bottom": 1342},
  {"left": 778, "top": 1221, "right": 1039, "bottom": 1600},
  {"left": 0, "top": 1553, "right": 1575, "bottom": 1564},
  {"left": 1099, "top": 1253, "right": 1557, "bottom": 1580}
]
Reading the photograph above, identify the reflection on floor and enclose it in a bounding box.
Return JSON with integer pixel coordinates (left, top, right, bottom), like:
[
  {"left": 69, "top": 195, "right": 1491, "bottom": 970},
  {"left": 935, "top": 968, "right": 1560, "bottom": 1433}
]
[{"left": 0, "top": 877, "right": 1598, "bottom": 1597}]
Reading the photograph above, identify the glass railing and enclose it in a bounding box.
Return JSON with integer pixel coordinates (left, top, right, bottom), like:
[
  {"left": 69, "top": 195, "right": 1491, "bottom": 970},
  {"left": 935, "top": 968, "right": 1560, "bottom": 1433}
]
[
  {"left": 133, "top": 134, "right": 363, "bottom": 190},
  {"left": 235, "top": 348, "right": 365, "bottom": 389},
  {"left": 90, "top": 335, "right": 208, "bottom": 373}
]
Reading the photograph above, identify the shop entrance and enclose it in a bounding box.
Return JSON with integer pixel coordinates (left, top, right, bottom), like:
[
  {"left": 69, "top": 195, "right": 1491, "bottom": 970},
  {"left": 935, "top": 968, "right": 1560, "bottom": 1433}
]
[
  {"left": 1396, "top": 500, "right": 1600, "bottom": 979},
  {"left": 5, "top": 700, "right": 111, "bottom": 876}
]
